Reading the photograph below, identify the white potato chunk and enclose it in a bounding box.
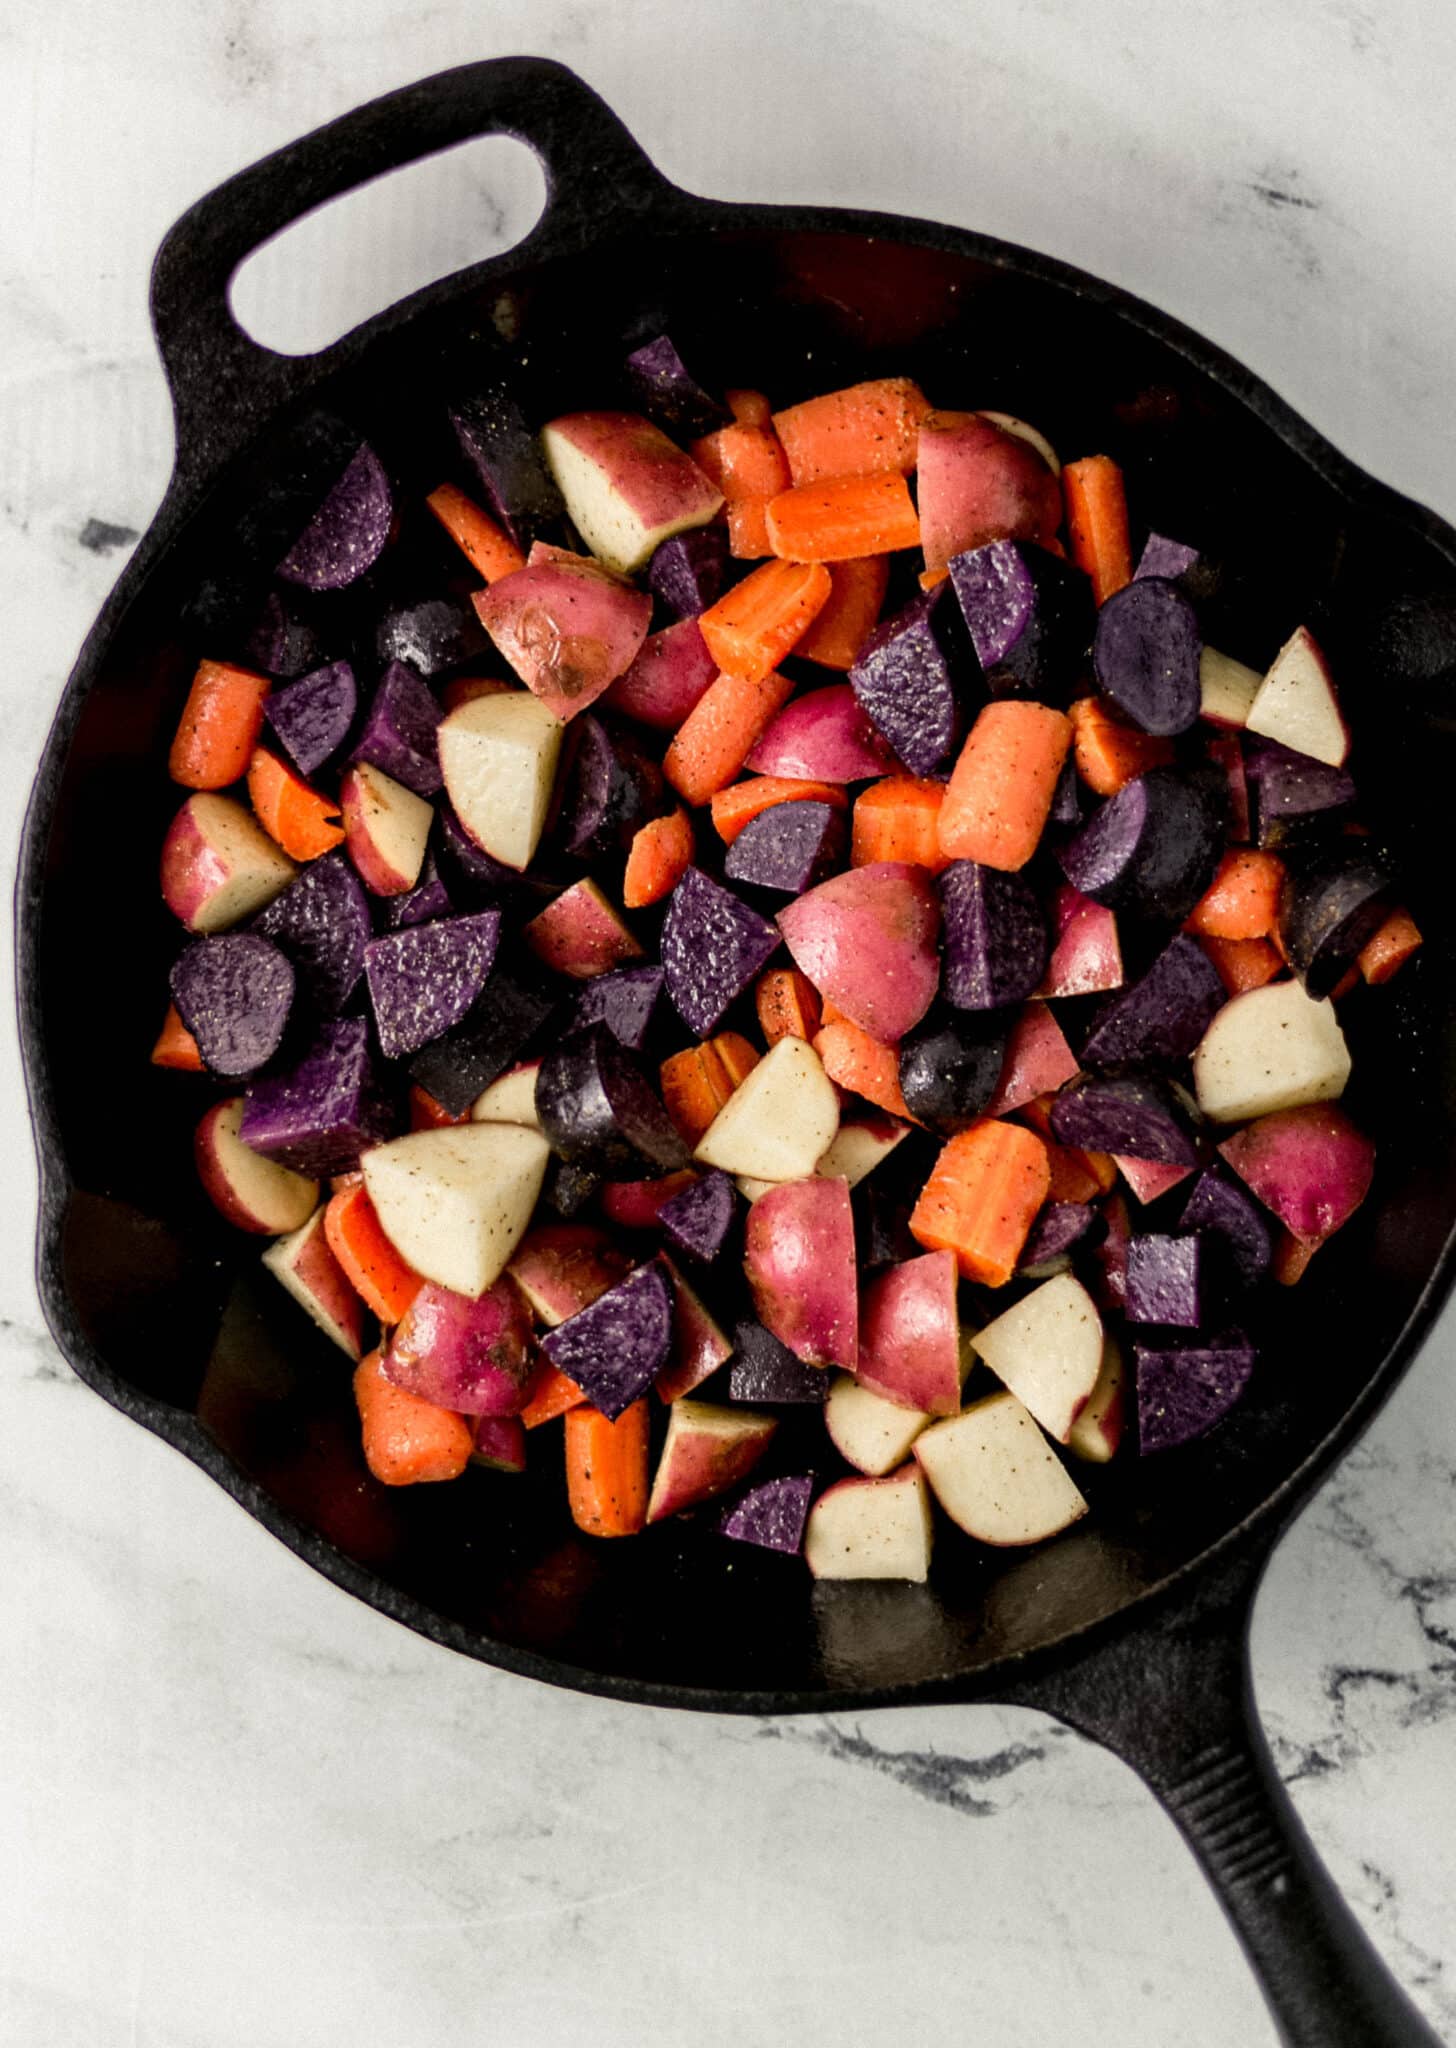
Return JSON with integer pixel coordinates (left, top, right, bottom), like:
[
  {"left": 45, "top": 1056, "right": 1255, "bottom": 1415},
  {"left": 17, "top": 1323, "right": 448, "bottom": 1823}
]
[
  {"left": 1199, "top": 646, "right": 1262, "bottom": 728},
  {"left": 1244, "top": 625, "right": 1349, "bottom": 767},
  {"left": 1066, "top": 1336, "right": 1127, "bottom": 1465},
  {"left": 694, "top": 1036, "right": 839, "bottom": 1182},
  {"left": 470, "top": 1061, "right": 542, "bottom": 1129},
  {"left": 1192, "top": 978, "right": 1351, "bottom": 1124},
  {"left": 969, "top": 1273, "right": 1104, "bottom": 1444},
  {"left": 824, "top": 1374, "right": 931, "bottom": 1477},
  {"left": 804, "top": 1466, "right": 934, "bottom": 1582},
  {"left": 914, "top": 1393, "right": 1088, "bottom": 1546},
  {"left": 362, "top": 1124, "right": 550, "bottom": 1298},
  {"left": 438, "top": 690, "right": 565, "bottom": 871}
]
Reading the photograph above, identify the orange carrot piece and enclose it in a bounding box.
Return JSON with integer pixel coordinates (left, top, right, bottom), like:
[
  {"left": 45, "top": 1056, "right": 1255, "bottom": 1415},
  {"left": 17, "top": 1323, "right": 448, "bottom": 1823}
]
[
  {"left": 1044, "top": 1142, "right": 1105, "bottom": 1207},
  {"left": 727, "top": 499, "right": 774, "bottom": 560},
  {"left": 793, "top": 555, "right": 891, "bottom": 670},
  {"left": 938, "top": 701, "right": 1073, "bottom": 871},
  {"left": 564, "top": 1398, "right": 650, "bottom": 1536},
  {"left": 819, "top": 998, "right": 850, "bottom": 1029},
  {"left": 409, "top": 1083, "right": 470, "bottom": 1129},
  {"left": 691, "top": 422, "right": 791, "bottom": 501},
  {"left": 697, "top": 559, "right": 832, "bottom": 682},
  {"left": 756, "top": 968, "right": 823, "bottom": 1046},
  {"left": 623, "top": 806, "right": 694, "bottom": 910},
  {"left": 661, "top": 1044, "right": 735, "bottom": 1145},
  {"left": 772, "top": 377, "right": 931, "bottom": 486},
  {"left": 1358, "top": 906, "right": 1423, "bottom": 985},
  {"left": 246, "top": 746, "right": 346, "bottom": 861},
  {"left": 1185, "top": 849, "right": 1285, "bottom": 941},
  {"left": 353, "top": 1351, "right": 474, "bottom": 1486},
  {"left": 765, "top": 472, "right": 920, "bottom": 564},
  {"left": 521, "top": 1362, "right": 588, "bottom": 1430},
  {"left": 909, "top": 1120, "right": 1051, "bottom": 1286},
  {"left": 813, "top": 1018, "right": 917, "bottom": 1123},
  {"left": 710, "top": 774, "right": 849, "bottom": 844},
  {"left": 1063, "top": 455, "right": 1133, "bottom": 606},
  {"left": 713, "top": 1031, "right": 761, "bottom": 1090},
  {"left": 168, "top": 659, "right": 271, "bottom": 790},
  {"left": 726, "top": 387, "right": 773, "bottom": 427},
  {"left": 1273, "top": 1229, "right": 1319, "bottom": 1287},
  {"left": 663, "top": 666, "right": 797, "bottom": 806},
  {"left": 918, "top": 566, "right": 950, "bottom": 592},
  {"left": 325, "top": 1183, "right": 424, "bottom": 1325},
  {"left": 1069, "top": 696, "right": 1175, "bottom": 797},
  {"left": 151, "top": 1002, "right": 205, "bottom": 1072},
  {"left": 1198, "top": 934, "right": 1284, "bottom": 996},
  {"left": 851, "top": 776, "right": 950, "bottom": 871},
  {"left": 425, "top": 482, "right": 527, "bottom": 583}
]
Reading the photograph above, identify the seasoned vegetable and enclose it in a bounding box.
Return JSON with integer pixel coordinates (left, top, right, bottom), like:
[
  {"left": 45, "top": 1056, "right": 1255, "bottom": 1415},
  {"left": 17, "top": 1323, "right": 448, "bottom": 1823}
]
[
  {"left": 949, "top": 538, "right": 1093, "bottom": 703},
  {"left": 1049, "top": 1072, "right": 1199, "bottom": 1166},
  {"left": 745, "top": 682, "right": 897, "bottom": 783},
  {"left": 540, "top": 1258, "right": 676, "bottom": 1420},
  {"left": 1135, "top": 1331, "right": 1256, "bottom": 1453},
  {"left": 624, "top": 335, "right": 729, "bottom": 440},
  {"left": 353, "top": 661, "right": 443, "bottom": 796},
  {"left": 776, "top": 861, "right": 940, "bottom": 1044},
  {"left": 1058, "top": 767, "right": 1224, "bottom": 927},
  {"left": 1092, "top": 576, "right": 1201, "bottom": 736},
  {"left": 277, "top": 443, "right": 392, "bottom": 591},
  {"left": 939, "top": 860, "right": 1047, "bottom": 1011},
  {"left": 848, "top": 583, "right": 974, "bottom": 775},
  {"left": 659, "top": 1168, "right": 739, "bottom": 1265},
  {"left": 1177, "top": 1168, "right": 1273, "bottom": 1291},
  {"left": 744, "top": 1176, "right": 858, "bottom": 1370},
  {"left": 724, "top": 801, "right": 846, "bottom": 895},
  {"left": 1278, "top": 840, "right": 1396, "bottom": 998},
  {"left": 363, "top": 910, "right": 501, "bottom": 1060},
  {"left": 661, "top": 867, "right": 782, "bottom": 1037},
  {"left": 897, "top": 1005, "right": 1009, "bottom": 1135},
  {"left": 567, "top": 964, "right": 664, "bottom": 1051},
  {"left": 536, "top": 1023, "right": 689, "bottom": 1179},
  {"left": 170, "top": 933, "right": 294, "bottom": 1078},
  {"left": 719, "top": 1475, "right": 815, "bottom": 1553},
  {"left": 240, "top": 1015, "right": 393, "bottom": 1177},
  {"left": 383, "top": 1279, "right": 536, "bottom": 1416},
  {"left": 728, "top": 1317, "right": 831, "bottom": 1403},
  {"left": 408, "top": 960, "right": 557, "bottom": 1117},
  {"left": 1079, "top": 933, "right": 1226, "bottom": 1068}
]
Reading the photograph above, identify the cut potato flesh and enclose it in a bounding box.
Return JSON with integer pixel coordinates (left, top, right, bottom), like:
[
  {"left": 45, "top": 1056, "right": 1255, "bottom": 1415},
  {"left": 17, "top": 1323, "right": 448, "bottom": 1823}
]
[
  {"left": 438, "top": 690, "right": 565, "bottom": 872},
  {"left": 813, "top": 1115, "right": 908, "bottom": 1188},
  {"left": 1192, "top": 978, "right": 1351, "bottom": 1124},
  {"left": 914, "top": 1393, "right": 1088, "bottom": 1546},
  {"left": 804, "top": 1465, "right": 934, "bottom": 1581},
  {"left": 1244, "top": 625, "right": 1348, "bottom": 767},
  {"left": 1199, "top": 646, "right": 1262, "bottom": 728},
  {"left": 825, "top": 1373, "right": 931, "bottom": 1477},
  {"left": 362, "top": 1124, "right": 550, "bottom": 1298},
  {"left": 694, "top": 1035, "right": 839, "bottom": 1182},
  {"left": 970, "top": 1272, "right": 1105, "bottom": 1445},
  {"left": 470, "top": 1062, "right": 542, "bottom": 1129},
  {"left": 1066, "top": 1335, "right": 1126, "bottom": 1464}
]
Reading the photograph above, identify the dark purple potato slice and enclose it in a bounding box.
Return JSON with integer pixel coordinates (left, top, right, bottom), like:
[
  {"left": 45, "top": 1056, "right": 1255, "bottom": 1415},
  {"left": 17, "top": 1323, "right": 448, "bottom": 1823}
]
[
  {"left": 898, "top": 1005, "right": 1010, "bottom": 1136},
  {"left": 1049, "top": 751, "right": 1083, "bottom": 830},
  {"left": 1092, "top": 577, "right": 1201, "bottom": 736},
  {"left": 848, "top": 582, "right": 976, "bottom": 775},
  {"left": 276, "top": 443, "right": 392, "bottom": 591},
  {"left": 536, "top": 1023, "right": 689, "bottom": 1178},
  {"left": 380, "top": 856, "right": 453, "bottom": 931},
  {"left": 949, "top": 539, "right": 1093, "bottom": 704},
  {"left": 543, "top": 1158, "right": 604, "bottom": 1221},
  {"left": 1278, "top": 842, "right": 1396, "bottom": 998},
  {"left": 647, "top": 526, "right": 730, "bottom": 620},
  {"left": 1050, "top": 1071, "right": 1199, "bottom": 1166},
  {"left": 553, "top": 714, "right": 657, "bottom": 861},
  {"left": 720, "top": 1474, "right": 815, "bottom": 1554},
  {"left": 1058, "top": 768, "right": 1224, "bottom": 928},
  {"left": 1080, "top": 933, "right": 1226, "bottom": 1069},
  {"left": 659, "top": 1170, "right": 738, "bottom": 1265},
  {"left": 408, "top": 962, "right": 557, "bottom": 1116},
  {"left": 1135, "top": 1329, "right": 1256, "bottom": 1453},
  {"left": 363, "top": 910, "right": 502, "bottom": 1060},
  {"left": 728, "top": 1319, "right": 829, "bottom": 1404},
  {"left": 246, "top": 590, "right": 325, "bottom": 680},
  {"left": 239, "top": 1015, "right": 393, "bottom": 1176},
  {"left": 661, "top": 867, "right": 781, "bottom": 1037},
  {"left": 433, "top": 806, "right": 552, "bottom": 912},
  {"left": 568, "top": 965, "right": 664, "bottom": 1052},
  {"left": 724, "top": 802, "right": 847, "bottom": 895},
  {"left": 1178, "top": 1168, "right": 1272, "bottom": 1291},
  {"left": 1244, "top": 737, "right": 1356, "bottom": 849},
  {"left": 169, "top": 934, "right": 294, "bottom": 1078},
  {"left": 1134, "top": 533, "right": 1200, "bottom": 583},
  {"left": 540, "top": 1259, "right": 676, "bottom": 1421},
  {"left": 263, "top": 659, "right": 357, "bottom": 778},
  {"left": 375, "top": 595, "right": 490, "bottom": 679},
  {"left": 940, "top": 861, "right": 1047, "bottom": 1010},
  {"left": 1018, "top": 1201, "right": 1099, "bottom": 1275},
  {"left": 449, "top": 382, "right": 567, "bottom": 554},
  {"left": 624, "top": 335, "right": 730, "bottom": 440},
  {"left": 252, "top": 850, "right": 371, "bottom": 1016},
  {"left": 353, "top": 661, "right": 442, "bottom": 796},
  {"left": 1125, "top": 1233, "right": 1218, "bottom": 1328}
]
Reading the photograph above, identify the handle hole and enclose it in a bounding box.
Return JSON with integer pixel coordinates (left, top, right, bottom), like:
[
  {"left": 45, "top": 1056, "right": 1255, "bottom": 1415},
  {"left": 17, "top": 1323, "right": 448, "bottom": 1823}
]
[{"left": 228, "top": 134, "right": 547, "bottom": 358}]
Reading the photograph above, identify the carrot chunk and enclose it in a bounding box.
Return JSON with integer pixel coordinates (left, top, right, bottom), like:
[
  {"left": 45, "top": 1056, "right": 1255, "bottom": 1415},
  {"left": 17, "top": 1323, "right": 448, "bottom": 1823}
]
[
  {"left": 521, "top": 1362, "right": 589, "bottom": 1429},
  {"left": 727, "top": 499, "right": 774, "bottom": 560},
  {"left": 1358, "top": 907, "right": 1423, "bottom": 985},
  {"left": 246, "top": 747, "right": 346, "bottom": 861},
  {"left": 623, "top": 806, "right": 695, "bottom": 910},
  {"left": 660, "top": 1034, "right": 761, "bottom": 1144},
  {"left": 691, "top": 421, "right": 792, "bottom": 501},
  {"left": 765, "top": 472, "right": 920, "bottom": 563},
  {"left": 793, "top": 555, "right": 891, "bottom": 670},
  {"left": 168, "top": 659, "right": 271, "bottom": 790},
  {"left": 408, "top": 1083, "right": 470, "bottom": 1130},
  {"left": 1063, "top": 455, "right": 1133, "bottom": 606},
  {"left": 772, "top": 377, "right": 931, "bottom": 486},
  {"left": 1069, "top": 696, "right": 1175, "bottom": 797},
  {"left": 325, "top": 1183, "right": 424, "bottom": 1325},
  {"left": 697, "top": 559, "right": 832, "bottom": 682},
  {"left": 353, "top": 1351, "right": 474, "bottom": 1486},
  {"left": 425, "top": 483, "right": 527, "bottom": 583},
  {"left": 851, "top": 776, "right": 950, "bottom": 871},
  {"left": 564, "top": 1399, "right": 650, "bottom": 1536},
  {"left": 663, "top": 667, "right": 797, "bottom": 807},
  {"left": 725, "top": 388, "right": 773, "bottom": 427},
  {"left": 150, "top": 1002, "right": 206, "bottom": 1072},
  {"left": 909, "top": 1120, "right": 1051, "bottom": 1286},
  {"left": 710, "top": 775, "right": 848, "bottom": 844},
  {"left": 938, "top": 701, "right": 1072, "bottom": 870},
  {"left": 755, "top": 968, "right": 823, "bottom": 1046},
  {"left": 1185, "top": 849, "right": 1285, "bottom": 941},
  {"left": 813, "top": 1018, "right": 917, "bottom": 1124},
  {"left": 1198, "top": 935, "right": 1284, "bottom": 995}
]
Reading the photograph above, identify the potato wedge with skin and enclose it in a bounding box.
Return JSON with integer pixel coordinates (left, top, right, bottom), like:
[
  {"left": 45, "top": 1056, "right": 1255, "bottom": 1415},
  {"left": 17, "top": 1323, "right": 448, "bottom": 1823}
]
[
  {"left": 541, "top": 411, "right": 724, "bottom": 577},
  {"left": 813, "top": 1112, "right": 909, "bottom": 1188},
  {"left": 161, "top": 792, "right": 296, "bottom": 933},
  {"left": 506, "top": 1223, "right": 630, "bottom": 1328},
  {"left": 694, "top": 1036, "right": 839, "bottom": 1183},
  {"left": 804, "top": 1464, "right": 934, "bottom": 1582},
  {"left": 1192, "top": 978, "right": 1351, "bottom": 1124},
  {"left": 262, "top": 1207, "right": 365, "bottom": 1359},
  {"left": 855, "top": 1250, "right": 963, "bottom": 1416},
  {"left": 744, "top": 1176, "right": 857, "bottom": 1371},
  {"left": 1199, "top": 646, "right": 1262, "bottom": 729},
  {"left": 645, "top": 1399, "right": 777, "bottom": 1522},
  {"left": 825, "top": 1373, "right": 931, "bottom": 1477},
  {"left": 437, "top": 690, "right": 566, "bottom": 873},
  {"left": 362, "top": 1124, "right": 550, "bottom": 1299},
  {"left": 1066, "top": 1335, "right": 1127, "bottom": 1464},
  {"left": 470, "top": 1060, "right": 542, "bottom": 1129},
  {"left": 914, "top": 1392, "right": 1088, "bottom": 1545},
  {"left": 970, "top": 1273, "right": 1104, "bottom": 1445},
  {"left": 195, "top": 1097, "right": 319, "bottom": 1235},
  {"left": 1244, "top": 625, "right": 1349, "bottom": 768}
]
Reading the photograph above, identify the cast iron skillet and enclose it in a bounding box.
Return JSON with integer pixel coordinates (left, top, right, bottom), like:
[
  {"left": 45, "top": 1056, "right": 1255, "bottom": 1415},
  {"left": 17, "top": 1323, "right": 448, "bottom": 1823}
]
[{"left": 17, "top": 57, "right": 1456, "bottom": 2046}]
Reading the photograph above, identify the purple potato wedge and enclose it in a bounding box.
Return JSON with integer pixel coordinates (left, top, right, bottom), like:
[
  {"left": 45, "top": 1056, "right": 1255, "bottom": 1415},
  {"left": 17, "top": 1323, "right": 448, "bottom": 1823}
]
[
  {"left": 940, "top": 861, "right": 1048, "bottom": 1011},
  {"left": 661, "top": 867, "right": 781, "bottom": 1037},
  {"left": 719, "top": 1474, "right": 815, "bottom": 1554},
  {"left": 1058, "top": 768, "right": 1224, "bottom": 928},
  {"left": 169, "top": 933, "right": 294, "bottom": 1078},
  {"left": 553, "top": 714, "right": 658, "bottom": 861},
  {"left": 624, "top": 335, "right": 730, "bottom": 440},
  {"left": 239, "top": 1015, "right": 393, "bottom": 1177},
  {"left": 1125, "top": 1233, "right": 1217, "bottom": 1328},
  {"left": 1243, "top": 737, "right": 1356, "bottom": 849},
  {"left": 1278, "top": 841, "right": 1396, "bottom": 998},
  {"left": 1134, "top": 533, "right": 1201, "bottom": 584},
  {"left": 448, "top": 381, "right": 567, "bottom": 555},
  {"left": 567, "top": 965, "right": 664, "bottom": 1051},
  {"left": 276, "top": 444, "right": 392, "bottom": 591},
  {"left": 379, "top": 856, "right": 453, "bottom": 931},
  {"left": 408, "top": 961, "right": 558, "bottom": 1116},
  {"left": 263, "top": 659, "right": 357, "bottom": 778},
  {"left": 1092, "top": 576, "right": 1201, "bottom": 736},
  {"left": 897, "top": 1005, "right": 1010, "bottom": 1136},
  {"left": 375, "top": 595, "right": 490, "bottom": 678},
  {"left": 646, "top": 525, "right": 731, "bottom": 620},
  {"left": 1018, "top": 1201, "right": 1099, "bottom": 1275},
  {"left": 251, "top": 850, "right": 371, "bottom": 1016},
  {"left": 848, "top": 582, "right": 977, "bottom": 776},
  {"left": 246, "top": 590, "right": 325, "bottom": 681},
  {"left": 363, "top": 910, "right": 502, "bottom": 1060},
  {"left": 1135, "top": 1329, "right": 1256, "bottom": 1452},
  {"left": 540, "top": 1259, "right": 676, "bottom": 1421},
  {"left": 536, "top": 1022, "right": 689, "bottom": 1178},
  {"left": 724, "top": 801, "right": 847, "bottom": 895},
  {"left": 1049, "top": 1071, "right": 1200, "bottom": 1166},
  {"left": 1079, "top": 933, "right": 1226, "bottom": 1069},
  {"left": 659, "top": 1169, "right": 738, "bottom": 1265},
  {"left": 353, "top": 661, "right": 443, "bottom": 796},
  {"left": 949, "top": 538, "right": 1093, "bottom": 704},
  {"left": 728, "top": 1319, "right": 829, "bottom": 1405},
  {"left": 1177, "top": 1168, "right": 1273, "bottom": 1291}
]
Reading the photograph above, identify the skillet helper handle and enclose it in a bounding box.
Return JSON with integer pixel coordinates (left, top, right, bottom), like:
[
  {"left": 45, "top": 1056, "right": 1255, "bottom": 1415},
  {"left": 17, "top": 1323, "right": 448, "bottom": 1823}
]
[
  {"left": 996, "top": 1538, "right": 1443, "bottom": 2047},
  {"left": 149, "top": 56, "right": 677, "bottom": 483}
]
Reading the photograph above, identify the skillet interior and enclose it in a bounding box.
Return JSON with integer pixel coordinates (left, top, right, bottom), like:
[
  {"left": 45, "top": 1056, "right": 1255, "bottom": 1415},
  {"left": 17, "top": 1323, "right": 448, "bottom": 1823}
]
[{"left": 24, "top": 214, "right": 1456, "bottom": 1706}]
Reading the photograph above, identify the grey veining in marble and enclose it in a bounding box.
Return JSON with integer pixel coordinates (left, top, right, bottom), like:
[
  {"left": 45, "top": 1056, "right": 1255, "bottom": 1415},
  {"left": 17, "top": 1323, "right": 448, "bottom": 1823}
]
[{"left": 3, "top": 3, "right": 1455, "bottom": 2043}]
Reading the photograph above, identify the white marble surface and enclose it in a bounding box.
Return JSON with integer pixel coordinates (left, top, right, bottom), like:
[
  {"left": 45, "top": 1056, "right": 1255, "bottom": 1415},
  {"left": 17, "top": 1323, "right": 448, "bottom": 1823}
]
[{"left": 4, "top": 4, "right": 1456, "bottom": 2042}]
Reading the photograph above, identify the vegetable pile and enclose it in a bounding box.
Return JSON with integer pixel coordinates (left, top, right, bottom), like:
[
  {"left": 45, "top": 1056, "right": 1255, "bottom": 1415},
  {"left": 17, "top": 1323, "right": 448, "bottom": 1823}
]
[{"left": 153, "top": 345, "right": 1422, "bottom": 1582}]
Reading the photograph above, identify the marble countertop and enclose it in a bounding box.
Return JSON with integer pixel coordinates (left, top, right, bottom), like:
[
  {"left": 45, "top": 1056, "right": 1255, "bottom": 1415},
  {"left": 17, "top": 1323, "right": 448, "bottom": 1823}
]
[{"left": 4, "top": 3, "right": 1455, "bottom": 2042}]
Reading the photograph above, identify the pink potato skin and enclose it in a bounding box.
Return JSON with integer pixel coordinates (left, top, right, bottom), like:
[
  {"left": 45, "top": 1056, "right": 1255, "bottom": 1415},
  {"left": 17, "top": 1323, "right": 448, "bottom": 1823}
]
[
  {"left": 546, "top": 411, "right": 723, "bottom": 533},
  {"left": 744, "top": 1177, "right": 858, "bottom": 1371},
  {"left": 1218, "top": 1104, "right": 1375, "bottom": 1246},
  {"left": 338, "top": 765, "right": 417, "bottom": 896},
  {"left": 470, "top": 1414, "right": 528, "bottom": 1472},
  {"left": 654, "top": 1258, "right": 734, "bottom": 1402},
  {"left": 776, "top": 861, "right": 940, "bottom": 1045},
  {"left": 646, "top": 1414, "right": 777, "bottom": 1522},
  {"left": 984, "top": 1002, "right": 1080, "bottom": 1115},
  {"left": 603, "top": 618, "right": 719, "bottom": 729},
  {"left": 1039, "top": 885, "right": 1123, "bottom": 999},
  {"left": 745, "top": 683, "right": 898, "bottom": 782},
  {"left": 523, "top": 881, "right": 644, "bottom": 980},
  {"left": 383, "top": 1279, "right": 537, "bottom": 1416},
  {"left": 1113, "top": 1155, "right": 1194, "bottom": 1206},
  {"left": 506, "top": 1225, "right": 631, "bottom": 1327},
  {"left": 282, "top": 1211, "right": 366, "bottom": 1359},
  {"left": 473, "top": 559, "right": 652, "bottom": 722},
  {"left": 916, "top": 411, "right": 1063, "bottom": 574},
  {"left": 856, "top": 1250, "right": 961, "bottom": 1416},
  {"left": 160, "top": 798, "right": 231, "bottom": 928},
  {"left": 194, "top": 1099, "right": 296, "bottom": 1232}
]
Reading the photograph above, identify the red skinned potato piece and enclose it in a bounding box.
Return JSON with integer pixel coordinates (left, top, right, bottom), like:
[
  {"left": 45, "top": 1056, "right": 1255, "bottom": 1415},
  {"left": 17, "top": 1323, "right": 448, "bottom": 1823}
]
[
  {"left": 645, "top": 1399, "right": 777, "bottom": 1522},
  {"left": 473, "top": 558, "right": 652, "bottom": 721},
  {"left": 262, "top": 1207, "right": 365, "bottom": 1359},
  {"left": 744, "top": 1176, "right": 857, "bottom": 1371},
  {"left": 195, "top": 1097, "right": 319, "bottom": 1235},
  {"left": 383, "top": 1279, "right": 536, "bottom": 1416},
  {"left": 856, "top": 1250, "right": 962, "bottom": 1415},
  {"left": 1245, "top": 625, "right": 1350, "bottom": 769},
  {"left": 776, "top": 861, "right": 940, "bottom": 1045},
  {"left": 603, "top": 617, "right": 719, "bottom": 730},
  {"left": 524, "top": 879, "right": 643, "bottom": 981},
  {"left": 1217, "top": 1103, "right": 1374, "bottom": 1248},
  {"left": 916, "top": 410, "right": 1062, "bottom": 574},
  {"left": 984, "top": 1002, "right": 1080, "bottom": 1117},
  {"left": 1038, "top": 884, "right": 1123, "bottom": 998},
  {"left": 1113, "top": 1154, "right": 1195, "bottom": 1206},
  {"left": 654, "top": 1255, "right": 735, "bottom": 1402},
  {"left": 507, "top": 1223, "right": 632, "bottom": 1327},
  {"left": 339, "top": 761, "right": 433, "bottom": 898},
  {"left": 470, "top": 1414, "right": 528, "bottom": 1472},
  {"left": 161, "top": 792, "right": 296, "bottom": 934},
  {"left": 745, "top": 683, "right": 897, "bottom": 783},
  {"left": 540, "top": 410, "right": 724, "bottom": 577}
]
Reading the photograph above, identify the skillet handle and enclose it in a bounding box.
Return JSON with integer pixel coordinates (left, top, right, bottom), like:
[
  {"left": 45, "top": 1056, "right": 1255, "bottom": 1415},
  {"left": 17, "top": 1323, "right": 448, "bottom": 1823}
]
[
  {"left": 994, "top": 1535, "right": 1443, "bottom": 2047},
  {"left": 149, "top": 56, "right": 678, "bottom": 484}
]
